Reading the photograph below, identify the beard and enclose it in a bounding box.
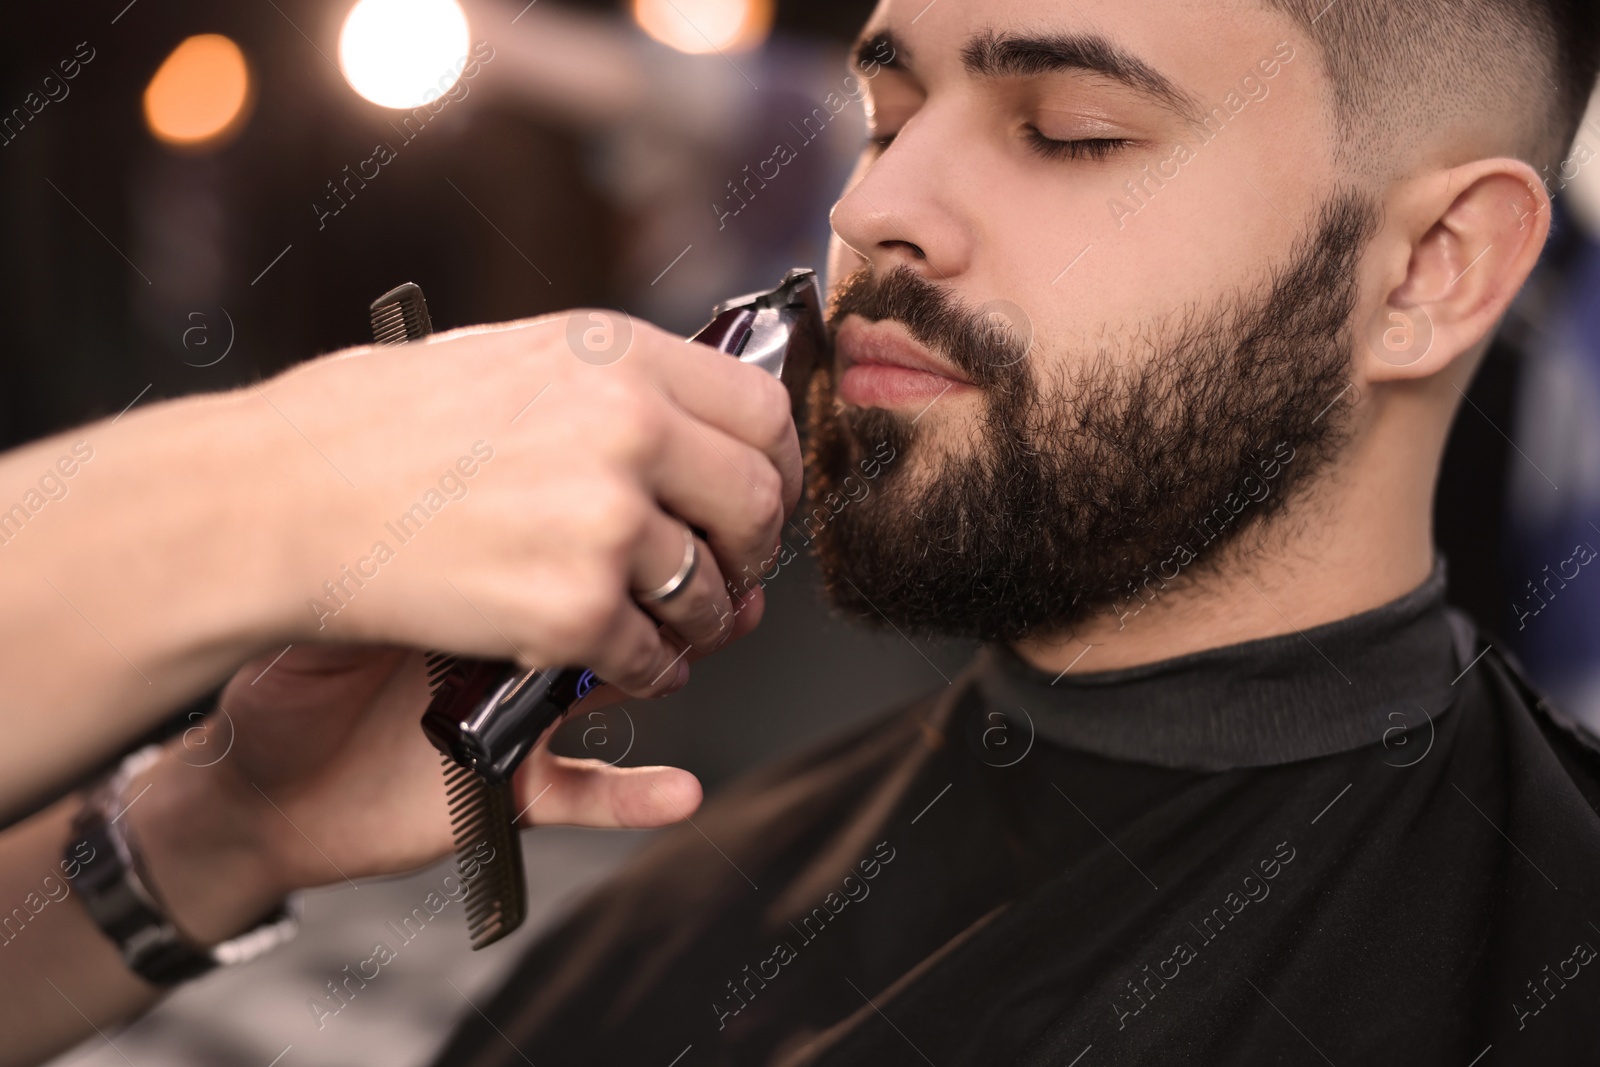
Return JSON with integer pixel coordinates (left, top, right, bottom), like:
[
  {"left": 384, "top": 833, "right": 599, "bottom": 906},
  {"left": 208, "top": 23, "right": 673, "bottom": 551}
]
[{"left": 802, "top": 192, "right": 1380, "bottom": 642}]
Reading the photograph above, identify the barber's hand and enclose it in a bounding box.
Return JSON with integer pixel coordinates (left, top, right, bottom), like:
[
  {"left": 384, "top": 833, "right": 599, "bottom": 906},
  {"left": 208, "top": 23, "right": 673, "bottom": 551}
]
[
  {"left": 126, "top": 609, "right": 761, "bottom": 946},
  {"left": 0, "top": 310, "right": 799, "bottom": 818},
  {"left": 256, "top": 314, "right": 802, "bottom": 699}
]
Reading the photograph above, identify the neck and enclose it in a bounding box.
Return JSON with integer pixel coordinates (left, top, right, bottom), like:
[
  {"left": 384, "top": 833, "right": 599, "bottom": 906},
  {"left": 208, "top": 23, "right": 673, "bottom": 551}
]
[{"left": 1011, "top": 405, "right": 1440, "bottom": 675}]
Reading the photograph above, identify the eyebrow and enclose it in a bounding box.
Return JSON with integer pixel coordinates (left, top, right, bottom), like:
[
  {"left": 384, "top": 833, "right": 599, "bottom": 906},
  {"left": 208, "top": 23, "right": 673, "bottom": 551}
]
[{"left": 961, "top": 29, "right": 1204, "bottom": 125}]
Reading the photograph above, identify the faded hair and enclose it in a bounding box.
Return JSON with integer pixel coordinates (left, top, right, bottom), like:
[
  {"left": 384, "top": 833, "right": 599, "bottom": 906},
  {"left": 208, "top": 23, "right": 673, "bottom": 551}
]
[{"left": 1263, "top": 0, "right": 1600, "bottom": 176}]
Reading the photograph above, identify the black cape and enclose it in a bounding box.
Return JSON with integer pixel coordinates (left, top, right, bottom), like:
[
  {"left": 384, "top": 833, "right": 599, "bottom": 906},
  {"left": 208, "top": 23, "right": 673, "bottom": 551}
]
[{"left": 433, "top": 568, "right": 1600, "bottom": 1065}]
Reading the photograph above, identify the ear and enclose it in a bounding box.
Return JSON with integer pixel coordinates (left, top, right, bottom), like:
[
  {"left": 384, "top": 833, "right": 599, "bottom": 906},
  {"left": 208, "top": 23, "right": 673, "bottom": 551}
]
[{"left": 1358, "top": 159, "right": 1549, "bottom": 383}]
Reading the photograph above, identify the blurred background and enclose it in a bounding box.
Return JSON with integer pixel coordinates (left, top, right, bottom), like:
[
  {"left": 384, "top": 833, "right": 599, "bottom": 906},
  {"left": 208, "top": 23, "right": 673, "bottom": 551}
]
[{"left": 2, "top": 0, "right": 1598, "bottom": 1063}]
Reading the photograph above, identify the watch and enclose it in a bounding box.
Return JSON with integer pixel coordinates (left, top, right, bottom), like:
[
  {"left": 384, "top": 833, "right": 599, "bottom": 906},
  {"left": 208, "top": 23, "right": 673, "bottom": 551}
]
[{"left": 69, "top": 745, "right": 299, "bottom": 986}]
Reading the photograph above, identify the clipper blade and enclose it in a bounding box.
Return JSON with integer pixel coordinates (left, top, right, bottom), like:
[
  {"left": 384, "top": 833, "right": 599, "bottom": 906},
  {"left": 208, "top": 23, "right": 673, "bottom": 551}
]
[{"left": 440, "top": 756, "right": 528, "bottom": 950}]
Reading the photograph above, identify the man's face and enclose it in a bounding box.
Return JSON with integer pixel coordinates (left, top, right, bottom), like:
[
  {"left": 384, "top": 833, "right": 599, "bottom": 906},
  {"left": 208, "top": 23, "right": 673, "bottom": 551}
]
[{"left": 805, "top": 0, "right": 1375, "bottom": 641}]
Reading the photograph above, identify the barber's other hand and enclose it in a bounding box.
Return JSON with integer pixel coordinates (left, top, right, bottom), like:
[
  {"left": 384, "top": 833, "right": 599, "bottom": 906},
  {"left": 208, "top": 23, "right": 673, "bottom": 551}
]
[{"left": 124, "top": 626, "right": 759, "bottom": 946}]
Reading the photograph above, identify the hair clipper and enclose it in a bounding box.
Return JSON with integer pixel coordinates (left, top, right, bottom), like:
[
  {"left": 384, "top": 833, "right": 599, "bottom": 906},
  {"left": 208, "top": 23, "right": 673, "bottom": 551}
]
[{"left": 368, "top": 268, "right": 825, "bottom": 948}]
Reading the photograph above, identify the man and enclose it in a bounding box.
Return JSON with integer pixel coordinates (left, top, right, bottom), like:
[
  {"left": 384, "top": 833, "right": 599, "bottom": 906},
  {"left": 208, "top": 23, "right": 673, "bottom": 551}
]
[{"left": 430, "top": 0, "right": 1600, "bottom": 1063}]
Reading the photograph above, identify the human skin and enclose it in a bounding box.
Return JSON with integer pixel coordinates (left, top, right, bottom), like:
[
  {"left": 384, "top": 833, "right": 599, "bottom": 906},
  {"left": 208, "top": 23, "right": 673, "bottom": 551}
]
[
  {"left": 0, "top": 0, "right": 1555, "bottom": 1059},
  {"left": 826, "top": 0, "right": 1549, "bottom": 674},
  {"left": 0, "top": 631, "right": 774, "bottom": 1065},
  {"left": 0, "top": 317, "right": 794, "bottom": 1063},
  {"left": 0, "top": 315, "right": 800, "bottom": 820}
]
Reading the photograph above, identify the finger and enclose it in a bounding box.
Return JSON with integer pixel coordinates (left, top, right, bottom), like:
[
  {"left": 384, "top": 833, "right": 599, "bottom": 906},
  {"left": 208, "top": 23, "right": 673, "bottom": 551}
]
[
  {"left": 429, "top": 316, "right": 803, "bottom": 511},
  {"left": 631, "top": 526, "right": 735, "bottom": 652},
  {"left": 572, "top": 583, "right": 767, "bottom": 713},
  {"left": 642, "top": 403, "right": 789, "bottom": 586},
  {"left": 646, "top": 336, "right": 804, "bottom": 514},
  {"left": 582, "top": 592, "right": 693, "bottom": 698},
  {"left": 674, "top": 576, "right": 767, "bottom": 650},
  {"left": 515, "top": 753, "right": 702, "bottom": 828},
  {"left": 721, "top": 581, "right": 767, "bottom": 639}
]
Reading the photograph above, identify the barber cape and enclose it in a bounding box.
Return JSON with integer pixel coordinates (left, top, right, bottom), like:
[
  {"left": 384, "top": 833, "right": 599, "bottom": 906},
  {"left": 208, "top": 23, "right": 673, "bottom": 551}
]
[{"left": 433, "top": 566, "right": 1600, "bottom": 1065}]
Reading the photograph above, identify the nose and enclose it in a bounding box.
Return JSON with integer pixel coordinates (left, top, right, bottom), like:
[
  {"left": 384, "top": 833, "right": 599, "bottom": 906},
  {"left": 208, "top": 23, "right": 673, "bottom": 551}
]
[{"left": 829, "top": 107, "right": 977, "bottom": 283}]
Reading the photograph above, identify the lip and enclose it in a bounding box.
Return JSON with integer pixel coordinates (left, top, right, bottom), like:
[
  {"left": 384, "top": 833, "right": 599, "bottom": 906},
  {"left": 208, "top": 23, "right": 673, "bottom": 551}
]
[{"left": 835, "top": 316, "right": 974, "bottom": 410}]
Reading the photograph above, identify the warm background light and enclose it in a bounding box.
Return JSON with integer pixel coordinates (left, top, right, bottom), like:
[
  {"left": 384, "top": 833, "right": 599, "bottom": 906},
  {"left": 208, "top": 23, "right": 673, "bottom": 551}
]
[
  {"left": 143, "top": 34, "right": 252, "bottom": 149},
  {"left": 339, "top": 0, "right": 472, "bottom": 110},
  {"left": 631, "top": 0, "right": 773, "bottom": 55}
]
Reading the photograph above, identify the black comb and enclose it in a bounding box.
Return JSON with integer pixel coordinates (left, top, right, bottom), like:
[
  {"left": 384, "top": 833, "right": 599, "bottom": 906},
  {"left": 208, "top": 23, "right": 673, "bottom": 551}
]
[{"left": 369, "top": 283, "right": 530, "bottom": 950}]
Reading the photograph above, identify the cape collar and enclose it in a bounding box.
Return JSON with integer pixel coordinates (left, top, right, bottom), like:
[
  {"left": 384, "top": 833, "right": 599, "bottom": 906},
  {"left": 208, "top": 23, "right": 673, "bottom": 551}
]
[{"left": 972, "top": 563, "right": 1473, "bottom": 770}]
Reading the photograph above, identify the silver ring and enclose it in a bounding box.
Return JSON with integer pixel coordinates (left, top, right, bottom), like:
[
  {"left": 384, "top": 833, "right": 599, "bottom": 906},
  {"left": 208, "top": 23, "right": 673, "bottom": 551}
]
[{"left": 636, "top": 526, "right": 698, "bottom": 605}]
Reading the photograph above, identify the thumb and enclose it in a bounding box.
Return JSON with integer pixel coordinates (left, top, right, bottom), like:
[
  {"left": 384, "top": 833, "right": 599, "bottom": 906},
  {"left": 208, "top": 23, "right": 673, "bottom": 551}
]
[{"left": 515, "top": 753, "right": 703, "bottom": 829}]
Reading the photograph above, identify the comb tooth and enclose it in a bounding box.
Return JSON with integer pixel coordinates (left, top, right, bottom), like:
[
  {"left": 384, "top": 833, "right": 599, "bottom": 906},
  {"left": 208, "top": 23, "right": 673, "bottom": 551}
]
[
  {"left": 371, "top": 305, "right": 408, "bottom": 345},
  {"left": 424, "top": 651, "right": 464, "bottom": 702},
  {"left": 369, "top": 282, "right": 434, "bottom": 345},
  {"left": 438, "top": 755, "right": 527, "bottom": 949},
  {"left": 450, "top": 800, "right": 488, "bottom": 820},
  {"left": 447, "top": 775, "right": 486, "bottom": 800}
]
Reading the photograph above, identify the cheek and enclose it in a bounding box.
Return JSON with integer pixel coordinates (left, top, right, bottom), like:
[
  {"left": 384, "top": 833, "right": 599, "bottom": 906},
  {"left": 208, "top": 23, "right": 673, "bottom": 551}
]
[
  {"left": 968, "top": 170, "right": 1142, "bottom": 376},
  {"left": 998, "top": 150, "right": 1292, "bottom": 369}
]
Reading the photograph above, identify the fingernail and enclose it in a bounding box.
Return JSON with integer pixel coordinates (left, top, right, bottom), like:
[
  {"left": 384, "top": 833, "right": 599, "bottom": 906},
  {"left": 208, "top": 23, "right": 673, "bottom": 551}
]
[{"left": 668, "top": 660, "right": 690, "bottom": 692}]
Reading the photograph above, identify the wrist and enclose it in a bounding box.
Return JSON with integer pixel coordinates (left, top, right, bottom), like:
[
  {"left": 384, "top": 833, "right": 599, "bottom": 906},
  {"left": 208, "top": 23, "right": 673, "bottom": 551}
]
[
  {"left": 235, "top": 363, "right": 401, "bottom": 644},
  {"left": 123, "top": 746, "right": 289, "bottom": 947},
  {"left": 123, "top": 388, "right": 325, "bottom": 652}
]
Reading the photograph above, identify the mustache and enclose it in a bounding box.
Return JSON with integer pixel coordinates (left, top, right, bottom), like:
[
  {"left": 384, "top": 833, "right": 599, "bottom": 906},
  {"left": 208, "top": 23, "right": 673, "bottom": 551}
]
[{"left": 824, "top": 266, "right": 1030, "bottom": 387}]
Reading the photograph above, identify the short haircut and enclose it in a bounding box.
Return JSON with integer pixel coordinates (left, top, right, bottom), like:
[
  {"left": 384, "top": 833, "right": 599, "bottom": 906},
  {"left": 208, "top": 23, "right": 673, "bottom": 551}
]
[{"left": 1262, "top": 0, "right": 1600, "bottom": 177}]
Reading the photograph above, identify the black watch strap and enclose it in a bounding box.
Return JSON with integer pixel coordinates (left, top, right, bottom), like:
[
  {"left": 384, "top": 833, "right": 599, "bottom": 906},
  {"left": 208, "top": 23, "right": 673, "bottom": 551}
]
[
  {"left": 69, "top": 747, "right": 297, "bottom": 986},
  {"left": 71, "top": 809, "right": 217, "bottom": 984}
]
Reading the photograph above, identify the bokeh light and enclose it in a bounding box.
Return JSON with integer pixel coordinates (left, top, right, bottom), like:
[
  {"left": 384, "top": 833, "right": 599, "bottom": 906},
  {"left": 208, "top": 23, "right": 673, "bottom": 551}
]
[
  {"left": 631, "top": 0, "right": 773, "bottom": 55},
  {"left": 143, "top": 34, "right": 253, "bottom": 149},
  {"left": 338, "top": 0, "right": 471, "bottom": 110}
]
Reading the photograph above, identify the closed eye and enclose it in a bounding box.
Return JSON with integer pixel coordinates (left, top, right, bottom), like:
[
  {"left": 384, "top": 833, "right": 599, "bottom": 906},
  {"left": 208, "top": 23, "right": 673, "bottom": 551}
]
[
  {"left": 1025, "top": 128, "right": 1132, "bottom": 162},
  {"left": 867, "top": 128, "right": 1132, "bottom": 161}
]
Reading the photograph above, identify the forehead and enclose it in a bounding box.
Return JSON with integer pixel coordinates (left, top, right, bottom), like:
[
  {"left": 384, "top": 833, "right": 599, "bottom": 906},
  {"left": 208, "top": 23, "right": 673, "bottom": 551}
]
[
  {"left": 856, "top": 0, "right": 1317, "bottom": 110},
  {"left": 837, "top": 0, "right": 1343, "bottom": 332}
]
